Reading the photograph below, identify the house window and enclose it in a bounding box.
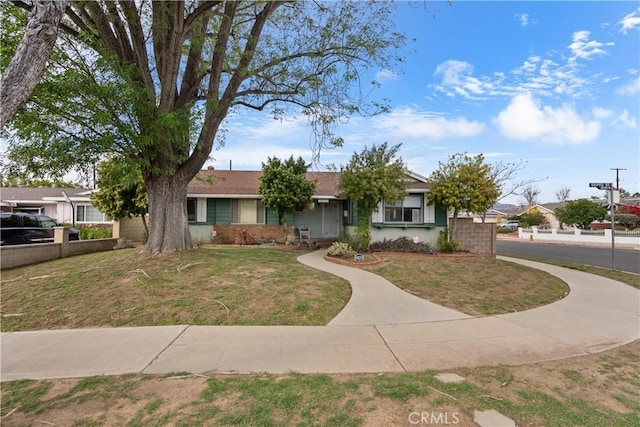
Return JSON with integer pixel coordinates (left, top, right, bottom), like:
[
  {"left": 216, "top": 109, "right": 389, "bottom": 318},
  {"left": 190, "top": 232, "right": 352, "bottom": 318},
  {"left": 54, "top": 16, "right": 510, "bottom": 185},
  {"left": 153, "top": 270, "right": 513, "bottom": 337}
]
[
  {"left": 384, "top": 195, "right": 422, "bottom": 223},
  {"left": 16, "top": 207, "right": 43, "bottom": 215},
  {"left": 76, "top": 205, "right": 110, "bottom": 223},
  {"left": 187, "top": 198, "right": 197, "bottom": 222},
  {"left": 231, "top": 199, "right": 265, "bottom": 224}
]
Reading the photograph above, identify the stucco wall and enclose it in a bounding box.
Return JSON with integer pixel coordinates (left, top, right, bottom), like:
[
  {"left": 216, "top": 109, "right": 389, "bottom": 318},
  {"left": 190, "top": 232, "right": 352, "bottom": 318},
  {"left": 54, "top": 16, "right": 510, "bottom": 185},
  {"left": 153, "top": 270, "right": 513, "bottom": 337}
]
[
  {"left": 113, "top": 216, "right": 148, "bottom": 242},
  {"left": 1, "top": 237, "right": 119, "bottom": 269}
]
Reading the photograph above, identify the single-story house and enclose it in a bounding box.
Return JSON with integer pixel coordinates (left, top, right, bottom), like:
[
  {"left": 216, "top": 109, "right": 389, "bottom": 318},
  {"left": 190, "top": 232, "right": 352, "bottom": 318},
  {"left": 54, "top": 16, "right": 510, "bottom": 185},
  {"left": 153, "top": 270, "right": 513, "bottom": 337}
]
[
  {"left": 186, "top": 168, "right": 449, "bottom": 245},
  {"left": 0, "top": 187, "right": 111, "bottom": 225},
  {"left": 492, "top": 203, "right": 565, "bottom": 229}
]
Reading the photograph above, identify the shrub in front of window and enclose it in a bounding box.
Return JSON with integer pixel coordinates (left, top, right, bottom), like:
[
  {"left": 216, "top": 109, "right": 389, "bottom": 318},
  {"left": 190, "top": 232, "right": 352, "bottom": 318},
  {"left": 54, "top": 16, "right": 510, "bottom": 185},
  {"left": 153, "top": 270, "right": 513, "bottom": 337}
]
[
  {"left": 369, "top": 237, "right": 437, "bottom": 254},
  {"left": 78, "top": 226, "right": 112, "bottom": 240},
  {"left": 336, "top": 233, "right": 368, "bottom": 253}
]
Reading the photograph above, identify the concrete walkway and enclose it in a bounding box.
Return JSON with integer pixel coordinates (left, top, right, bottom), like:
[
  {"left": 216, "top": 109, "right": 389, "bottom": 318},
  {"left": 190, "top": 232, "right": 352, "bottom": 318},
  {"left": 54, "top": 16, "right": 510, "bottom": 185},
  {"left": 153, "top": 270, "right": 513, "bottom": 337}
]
[
  {"left": 297, "top": 250, "right": 471, "bottom": 325},
  {"left": 1, "top": 252, "right": 638, "bottom": 380}
]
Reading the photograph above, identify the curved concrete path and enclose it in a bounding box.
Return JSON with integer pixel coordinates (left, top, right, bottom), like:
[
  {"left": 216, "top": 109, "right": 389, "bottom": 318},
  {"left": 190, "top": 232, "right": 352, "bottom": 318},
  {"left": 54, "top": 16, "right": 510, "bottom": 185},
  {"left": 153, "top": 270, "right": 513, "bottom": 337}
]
[
  {"left": 1, "top": 252, "right": 638, "bottom": 380},
  {"left": 297, "top": 250, "right": 471, "bottom": 325}
]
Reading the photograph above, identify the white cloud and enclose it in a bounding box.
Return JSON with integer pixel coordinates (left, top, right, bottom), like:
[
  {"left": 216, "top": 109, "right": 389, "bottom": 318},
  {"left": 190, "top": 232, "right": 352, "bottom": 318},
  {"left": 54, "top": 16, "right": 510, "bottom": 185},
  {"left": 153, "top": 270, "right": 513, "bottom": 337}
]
[
  {"left": 376, "top": 69, "right": 398, "bottom": 81},
  {"left": 514, "top": 13, "right": 537, "bottom": 27},
  {"left": 432, "top": 60, "right": 499, "bottom": 100},
  {"left": 614, "top": 109, "right": 638, "bottom": 129},
  {"left": 619, "top": 7, "right": 640, "bottom": 34},
  {"left": 493, "top": 93, "right": 601, "bottom": 144},
  {"left": 516, "top": 56, "right": 541, "bottom": 74},
  {"left": 432, "top": 29, "right": 611, "bottom": 101},
  {"left": 373, "top": 107, "right": 485, "bottom": 140},
  {"left": 592, "top": 107, "right": 614, "bottom": 120},
  {"left": 434, "top": 60, "right": 474, "bottom": 85},
  {"left": 568, "top": 30, "right": 614, "bottom": 62},
  {"left": 615, "top": 76, "right": 640, "bottom": 95}
]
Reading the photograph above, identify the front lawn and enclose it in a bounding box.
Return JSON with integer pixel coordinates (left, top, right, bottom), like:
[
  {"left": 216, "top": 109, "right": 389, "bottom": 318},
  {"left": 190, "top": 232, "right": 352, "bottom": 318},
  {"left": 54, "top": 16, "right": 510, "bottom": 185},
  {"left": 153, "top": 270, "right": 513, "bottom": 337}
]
[
  {"left": 0, "top": 247, "right": 351, "bottom": 331},
  {"left": 366, "top": 253, "right": 569, "bottom": 316}
]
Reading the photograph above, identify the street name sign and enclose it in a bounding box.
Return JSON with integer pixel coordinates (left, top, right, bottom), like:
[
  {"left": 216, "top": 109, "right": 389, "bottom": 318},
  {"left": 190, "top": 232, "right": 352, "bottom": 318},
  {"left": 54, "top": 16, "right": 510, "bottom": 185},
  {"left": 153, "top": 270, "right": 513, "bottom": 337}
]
[{"left": 589, "top": 182, "right": 613, "bottom": 190}]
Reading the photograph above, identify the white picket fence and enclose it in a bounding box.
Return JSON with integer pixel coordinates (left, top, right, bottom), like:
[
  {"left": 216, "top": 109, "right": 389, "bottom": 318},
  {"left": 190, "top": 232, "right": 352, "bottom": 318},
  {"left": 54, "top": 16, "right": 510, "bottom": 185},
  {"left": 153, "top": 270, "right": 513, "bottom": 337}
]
[{"left": 518, "top": 227, "right": 640, "bottom": 247}]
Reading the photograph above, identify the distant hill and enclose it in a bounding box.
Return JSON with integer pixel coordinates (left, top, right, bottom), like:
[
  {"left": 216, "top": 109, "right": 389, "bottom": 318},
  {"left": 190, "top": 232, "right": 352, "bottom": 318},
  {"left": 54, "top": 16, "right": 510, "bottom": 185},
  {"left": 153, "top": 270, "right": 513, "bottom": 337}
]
[{"left": 493, "top": 202, "right": 518, "bottom": 210}]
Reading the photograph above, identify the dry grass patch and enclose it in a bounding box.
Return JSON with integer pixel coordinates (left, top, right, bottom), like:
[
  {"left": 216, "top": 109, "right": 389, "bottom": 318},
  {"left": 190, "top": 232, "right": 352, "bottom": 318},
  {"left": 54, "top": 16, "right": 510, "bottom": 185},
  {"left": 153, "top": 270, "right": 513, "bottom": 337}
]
[
  {"left": 2, "top": 341, "right": 638, "bottom": 426},
  {"left": 0, "top": 247, "right": 351, "bottom": 331},
  {"left": 365, "top": 253, "right": 569, "bottom": 316}
]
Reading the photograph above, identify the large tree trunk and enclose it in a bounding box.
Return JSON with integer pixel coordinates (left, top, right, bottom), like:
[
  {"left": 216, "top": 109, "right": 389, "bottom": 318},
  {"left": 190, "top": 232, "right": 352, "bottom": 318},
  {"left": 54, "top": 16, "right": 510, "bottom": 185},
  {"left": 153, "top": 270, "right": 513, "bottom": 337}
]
[
  {"left": 0, "top": 0, "right": 68, "bottom": 127},
  {"left": 144, "top": 175, "right": 194, "bottom": 253}
]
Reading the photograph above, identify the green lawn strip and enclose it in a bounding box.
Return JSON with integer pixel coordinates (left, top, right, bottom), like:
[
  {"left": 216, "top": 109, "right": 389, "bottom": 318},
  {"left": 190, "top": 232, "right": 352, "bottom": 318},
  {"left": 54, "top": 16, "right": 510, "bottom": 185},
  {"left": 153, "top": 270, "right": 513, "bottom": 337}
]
[
  {"left": 498, "top": 253, "right": 640, "bottom": 290},
  {"left": 0, "top": 247, "right": 351, "bottom": 331},
  {"left": 366, "top": 255, "right": 569, "bottom": 316}
]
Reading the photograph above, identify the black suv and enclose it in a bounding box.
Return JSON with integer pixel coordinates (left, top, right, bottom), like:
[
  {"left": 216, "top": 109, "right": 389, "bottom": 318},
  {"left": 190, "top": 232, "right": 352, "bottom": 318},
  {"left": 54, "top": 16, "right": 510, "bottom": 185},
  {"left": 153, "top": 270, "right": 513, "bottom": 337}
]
[{"left": 0, "top": 212, "right": 80, "bottom": 245}]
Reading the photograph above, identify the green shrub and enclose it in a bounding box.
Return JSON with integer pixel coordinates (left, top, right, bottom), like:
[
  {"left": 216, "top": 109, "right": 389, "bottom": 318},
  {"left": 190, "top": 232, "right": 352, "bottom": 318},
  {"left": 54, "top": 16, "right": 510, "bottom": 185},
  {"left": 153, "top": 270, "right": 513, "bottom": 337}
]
[
  {"left": 336, "top": 233, "right": 368, "bottom": 252},
  {"left": 141, "top": 229, "right": 149, "bottom": 243},
  {"left": 285, "top": 234, "right": 297, "bottom": 246},
  {"left": 437, "top": 229, "right": 458, "bottom": 253},
  {"left": 369, "top": 237, "right": 437, "bottom": 254},
  {"left": 327, "top": 242, "right": 356, "bottom": 258},
  {"left": 497, "top": 226, "right": 514, "bottom": 234},
  {"left": 78, "top": 226, "right": 112, "bottom": 240}
]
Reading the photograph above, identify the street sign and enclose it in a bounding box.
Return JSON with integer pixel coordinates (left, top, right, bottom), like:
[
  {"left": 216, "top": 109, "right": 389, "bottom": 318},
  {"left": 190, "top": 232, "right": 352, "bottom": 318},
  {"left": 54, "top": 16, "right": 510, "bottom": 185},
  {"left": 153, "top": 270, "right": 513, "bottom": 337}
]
[{"left": 589, "top": 182, "right": 613, "bottom": 190}]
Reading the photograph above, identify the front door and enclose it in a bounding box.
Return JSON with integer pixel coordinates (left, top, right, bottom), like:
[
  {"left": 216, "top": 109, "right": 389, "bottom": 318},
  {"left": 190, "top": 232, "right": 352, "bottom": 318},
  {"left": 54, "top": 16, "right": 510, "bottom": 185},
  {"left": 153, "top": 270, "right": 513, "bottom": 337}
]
[{"left": 322, "top": 202, "right": 339, "bottom": 237}]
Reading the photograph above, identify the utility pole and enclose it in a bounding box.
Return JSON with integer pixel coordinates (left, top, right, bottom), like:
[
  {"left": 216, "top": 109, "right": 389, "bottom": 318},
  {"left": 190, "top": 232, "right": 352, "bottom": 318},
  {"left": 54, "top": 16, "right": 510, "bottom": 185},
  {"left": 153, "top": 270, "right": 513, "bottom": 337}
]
[
  {"left": 610, "top": 168, "right": 626, "bottom": 190},
  {"left": 609, "top": 167, "right": 624, "bottom": 271}
]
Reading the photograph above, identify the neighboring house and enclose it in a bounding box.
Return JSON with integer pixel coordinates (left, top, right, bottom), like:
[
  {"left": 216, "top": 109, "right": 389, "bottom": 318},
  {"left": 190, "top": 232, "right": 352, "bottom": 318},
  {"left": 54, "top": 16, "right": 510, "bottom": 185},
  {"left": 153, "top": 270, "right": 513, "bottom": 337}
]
[
  {"left": 521, "top": 203, "right": 564, "bottom": 229},
  {"left": 490, "top": 207, "right": 523, "bottom": 225},
  {"left": 0, "top": 187, "right": 111, "bottom": 226},
  {"left": 456, "top": 211, "right": 499, "bottom": 223},
  {"left": 186, "top": 168, "right": 449, "bottom": 245},
  {"left": 492, "top": 203, "right": 565, "bottom": 229}
]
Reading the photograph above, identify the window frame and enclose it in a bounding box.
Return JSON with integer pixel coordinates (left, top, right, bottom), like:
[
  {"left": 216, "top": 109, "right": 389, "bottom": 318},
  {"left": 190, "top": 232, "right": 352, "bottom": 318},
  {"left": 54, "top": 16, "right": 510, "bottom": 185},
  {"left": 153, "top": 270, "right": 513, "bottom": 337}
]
[
  {"left": 231, "top": 199, "right": 266, "bottom": 224},
  {"left": 187, "top": 198, "right": 197, "bottom": 222},
  {"left": 75, "top": 204, "right": 111, "bottom": 223},
  {"left": 383, "top": 194, "right": 423, "bottom": 224}
]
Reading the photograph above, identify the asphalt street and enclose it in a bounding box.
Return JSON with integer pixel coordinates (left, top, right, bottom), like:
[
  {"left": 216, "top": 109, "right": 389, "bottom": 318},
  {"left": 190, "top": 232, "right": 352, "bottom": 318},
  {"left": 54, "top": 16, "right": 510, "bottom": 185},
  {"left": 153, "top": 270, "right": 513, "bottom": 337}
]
[{"left": 497, "top": 240, "right": 640, "bottom": 274}]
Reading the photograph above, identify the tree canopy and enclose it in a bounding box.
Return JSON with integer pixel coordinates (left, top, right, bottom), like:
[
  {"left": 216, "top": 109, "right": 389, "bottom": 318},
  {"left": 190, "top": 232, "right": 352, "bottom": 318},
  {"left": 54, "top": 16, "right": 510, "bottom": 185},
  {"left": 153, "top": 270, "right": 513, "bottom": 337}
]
[
  {"left": 554, "top": 199, "right": 607, "bottom": 229},
  {"left": 257, "top": 156, "right": 316, "bottom": 239},
  {"left": 90, "top": 158, "right": 148, "bottom": 232},
  {"left": 427, "top": 153, "right": 499, "bottom": 239},
  {"left": 2, "top": 1, "right": 405, "bottom": 253},
  {"left": 338, "top": 142, "right": 407, "bottom": 249}
]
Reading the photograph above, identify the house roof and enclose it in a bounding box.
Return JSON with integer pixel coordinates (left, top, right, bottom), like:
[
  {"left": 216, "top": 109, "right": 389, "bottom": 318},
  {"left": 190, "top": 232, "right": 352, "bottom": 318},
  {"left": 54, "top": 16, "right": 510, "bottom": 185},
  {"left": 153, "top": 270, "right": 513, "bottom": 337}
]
[
  {"left": 187, "top": 169, "right": 431, "bottom": 198},
  {"left": 0, "top": 187, "right": 88, "bottom": 204}
]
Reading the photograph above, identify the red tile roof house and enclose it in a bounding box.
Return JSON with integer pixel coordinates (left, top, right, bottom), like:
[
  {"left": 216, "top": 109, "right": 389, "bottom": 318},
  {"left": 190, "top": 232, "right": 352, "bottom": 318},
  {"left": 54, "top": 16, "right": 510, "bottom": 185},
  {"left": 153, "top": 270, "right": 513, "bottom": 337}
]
[{"left": 186, "top": 168, "right": 449, "bottom": 246}]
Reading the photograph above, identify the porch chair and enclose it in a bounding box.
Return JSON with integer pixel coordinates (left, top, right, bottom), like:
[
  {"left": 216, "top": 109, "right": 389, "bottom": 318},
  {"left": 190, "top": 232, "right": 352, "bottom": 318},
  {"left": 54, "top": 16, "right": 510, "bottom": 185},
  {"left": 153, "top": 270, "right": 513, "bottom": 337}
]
[{"left": 296, "top": 225, "right": 311, "bottom": 242}]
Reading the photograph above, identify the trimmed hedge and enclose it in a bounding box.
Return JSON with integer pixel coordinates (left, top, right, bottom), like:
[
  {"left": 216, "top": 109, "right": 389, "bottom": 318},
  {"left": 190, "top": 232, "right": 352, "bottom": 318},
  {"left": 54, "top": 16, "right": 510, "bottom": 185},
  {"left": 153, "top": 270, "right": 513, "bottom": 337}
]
[{"left": 370, "top": 237, "right": 437, "bottom": 254}]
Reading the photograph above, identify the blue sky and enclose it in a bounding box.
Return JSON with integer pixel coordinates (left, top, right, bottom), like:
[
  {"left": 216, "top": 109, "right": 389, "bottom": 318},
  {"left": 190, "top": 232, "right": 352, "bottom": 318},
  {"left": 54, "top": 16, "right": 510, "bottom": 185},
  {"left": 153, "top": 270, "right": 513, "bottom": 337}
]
[{"left": 214, "top": 1, "right": 640, "bottom": 205}]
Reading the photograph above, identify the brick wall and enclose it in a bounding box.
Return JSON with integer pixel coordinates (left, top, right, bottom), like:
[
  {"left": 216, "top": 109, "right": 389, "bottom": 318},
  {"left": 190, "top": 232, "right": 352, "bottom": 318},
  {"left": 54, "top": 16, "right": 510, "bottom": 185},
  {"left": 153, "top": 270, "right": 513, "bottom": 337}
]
[
  {"left": 453, "top": 217, "right": 496, "bottom": 257},
  {"left": 213, "top": 224, "right": 294, "bottom": 244}
]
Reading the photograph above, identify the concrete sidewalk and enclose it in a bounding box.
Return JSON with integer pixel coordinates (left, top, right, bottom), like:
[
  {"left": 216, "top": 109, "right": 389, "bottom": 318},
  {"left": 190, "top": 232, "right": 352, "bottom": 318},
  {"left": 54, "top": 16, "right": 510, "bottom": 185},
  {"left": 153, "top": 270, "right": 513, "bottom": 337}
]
[{"left": 1, "top": 253, "right": 638, "bottom": 380}]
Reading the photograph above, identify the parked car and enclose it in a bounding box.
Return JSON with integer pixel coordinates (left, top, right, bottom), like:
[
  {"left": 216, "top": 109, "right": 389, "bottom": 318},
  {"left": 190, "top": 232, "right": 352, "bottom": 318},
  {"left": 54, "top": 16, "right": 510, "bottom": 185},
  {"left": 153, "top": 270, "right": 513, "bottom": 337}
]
[
  {"left": 502, "top": 220, "right": 520, "bottom": 231},
  {"left": 0, "top": 212, "right": 80, "bottom": 245}
]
